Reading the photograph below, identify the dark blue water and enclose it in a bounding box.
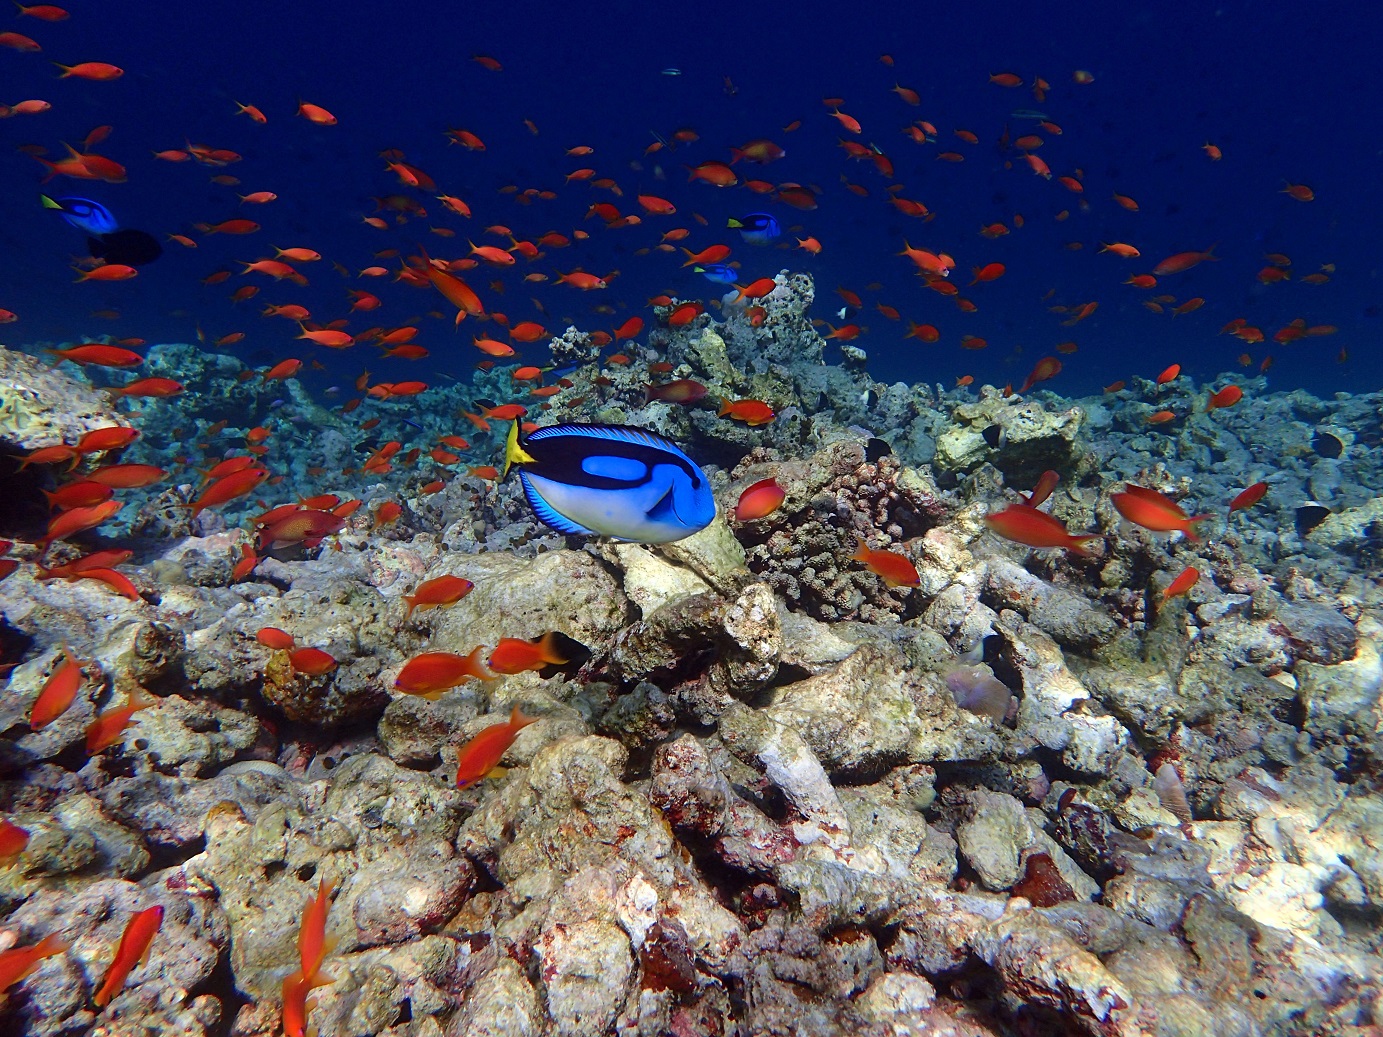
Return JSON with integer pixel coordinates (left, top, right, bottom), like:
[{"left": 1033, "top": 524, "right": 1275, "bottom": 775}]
[{"left": 2, "top": 0, "right": 1377, "bottom": 400}]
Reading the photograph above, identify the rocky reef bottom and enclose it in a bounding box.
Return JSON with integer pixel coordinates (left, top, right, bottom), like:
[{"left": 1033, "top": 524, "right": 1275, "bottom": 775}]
[{"left": 0, "top": 290, "right": 1382, "bottom": 1036}]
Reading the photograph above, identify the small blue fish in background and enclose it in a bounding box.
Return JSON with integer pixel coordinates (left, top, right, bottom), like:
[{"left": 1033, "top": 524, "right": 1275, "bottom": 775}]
[
  {"left": 504, "top": 422, "right": 715, "bottom": 543},
  {"left": 41, "top": 194, "right": 118, "bottom": 235},
  {"left": 695, "top": 263, "right": 739, "bottom": 284},
  {"left": 728, "top": 212, "right": 781, "bottom": 245},
  {"left": 42, "top": 194, "right": 163, "bottom": 267}
]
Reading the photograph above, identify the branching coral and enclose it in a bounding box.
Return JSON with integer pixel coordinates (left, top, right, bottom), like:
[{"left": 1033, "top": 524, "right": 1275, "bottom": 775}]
[{"left": 733, "top": 440, "right": 949, "bottom": 622}]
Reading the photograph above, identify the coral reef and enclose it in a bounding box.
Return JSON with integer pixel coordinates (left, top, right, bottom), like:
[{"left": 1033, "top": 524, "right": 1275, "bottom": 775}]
[{"left": 2, "top": 273, "right": 1382, "bottom": 1037}]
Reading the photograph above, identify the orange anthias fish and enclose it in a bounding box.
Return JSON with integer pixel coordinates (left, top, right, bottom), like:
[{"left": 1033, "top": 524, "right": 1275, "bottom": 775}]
[
  {"left": 187, "top": 468, "right": 267, "bottom": 518},
  {"left": 282, "top": 967, "right": 331, "bottom": 1037},
  {"left": 1024, "top": 470, "right": 1060, "bottom": 508},
  {"left": 734, "top": 478, "right": 786, "bottom": 521},
  {"left": 394, "top": 648, "right": 494, "bottom": 698},
  {"left": 1152, "top": 246, "right": 1217, "bottom": 276},
  {"left": 0, "top": 934, "right": 68, "bottom": 993},
  {"left": 298, "top": 879, "right": 336, "bottom": 980},
  {"left": 851, "top": 539, "right": 919, "bottom": 587},
  {"left": 1205, "top": 385, "right": 1243, "bottom": 411},
  {"left": 93, "top": 905, "right": 164, "bottom": 1007},
  {"left": 488, "top": 632, "right": 569, "bottom": 675},
  {"left": 718, "top": 398, "right": 776, "bottom": 426},
  {"left": 86, "top": 687, "right": 157, "bottom": 754},
  {"left": 1161, "top": 566, "right": 1200, "bottom": 602},
  {"left": 289, "top": 647, "right": 338, "bottom": 676},
  {"left": 0, "top": 817, "right": 30, "bottom": 866},
  {"left": 1019, "top": 357, "right": 1062, "bottom": 393},
  {"left": 256, "top": 627, "right": 295, "bottom": 651},
  {"left": 1111, "top": 485, "right": 1212, "bottom": 541},
  {"left": 455, "top": 704, "right": 538, "bottom": 788},
  {"left": 403, "top": 575, "right": 474, "bottom": 619},
  {"left": 984, "top": 505, "right": 1100, "bottom": 555},
  {"left": 30, "top": 644, "right": 89, "bottom": 730},
  {"left": 1228, "top": 482, "right": 1268, "bottom": 513}
]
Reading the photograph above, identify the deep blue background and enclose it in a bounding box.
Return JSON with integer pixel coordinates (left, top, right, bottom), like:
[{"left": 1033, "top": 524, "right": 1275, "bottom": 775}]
[{"left": 2, "top": 0, "right": 1377, "bottom": 398}]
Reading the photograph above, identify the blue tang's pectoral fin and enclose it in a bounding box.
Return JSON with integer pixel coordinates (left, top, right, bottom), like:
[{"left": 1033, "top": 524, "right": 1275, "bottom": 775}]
[{"left": 520, "top": 472, "right": 597, "bottom": 536}]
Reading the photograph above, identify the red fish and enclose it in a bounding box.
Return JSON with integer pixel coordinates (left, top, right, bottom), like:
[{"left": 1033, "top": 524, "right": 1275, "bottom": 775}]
[
  {"left": 1111, "top": 485, "right": 1211, "bottom": 541},
  {"left": 1228, "top": 482, "right": 1268, "bottom": 513},
  {"left": 39, "top": 499, "right": 122, "bottom": 548},
  {"left": 403, "top": 575, "right": 474, "bottom": 619},
  {"left": 281, "top": 968, "right": 330, "bottom": 1037},
  {"left": 686, "top": 161, "right": 738, "bottom": 187},
  {"left": 75, "top": 567, "right": 138, "bottom": 600},
  {"left": 614, "top": 316, "right": 644, "bottom": 340},
  {"left": 86, "top": 687, "right": 157, "bottom": 754},
  {"left": 1161, "top": 566, "right": 1200, "bottom": 602},
  {"left": 29, "top": 645, "right": 88, "bottom": 730},
  {"left": 43, "top": 481, "right": 113, "bottom": 511},
  {"left": 1024, "top": 470, "right": 1060, "bottom": 508},
  {"left": 77, "top": 426, "right": 139, "bottom": 453},
  {"left": 488, "top": 632, "right": 569, "bottom": 675},
  {"left": 1152, "top": 246, "right": 1217, "bottom": 276},
  {"left": 93, "top": 906, "right": 164, "bottom": 1006},
  {"left": 45, "top": 344, "right": 142, "bottom": 367},
  {"left": 0, "top": 934, "right": 67, "bottom": 994},
  {"left": 984, "top": 505, "right": 1100, "bottom": 555},
  {"left": 732, "top": 277, "right": 777, "bottom": 301},
  {"left": 680, "top": 244, "right": 732, "bottom": 267},
  {"left": 109, "top": 377, "right": 184, "bottom": 398},
  {"left": 0, "top": 818, "right": 30, "bottom": 865},
  {"left": 54, "top": 61, "right": 123, "bottom": 80},
  {"left": 258, "top": 510, "right": 346, "bottom": 551},
  {"left": 297, "top": 101, "right": 337, "bottom": 125},
  {"left": 395, "top": 648, "right": 494, "bottom": 698},
  {"left": 734, "top": 478, "right": 786, "bottom": 521},
  {"left": 850, "top": 539, "right": 919, "bottom": 587},
  {"left": 645, "top": 380, "right": 708, "bottom": 405},
  {"left": 187, "top": 468, "right": 267, "bottom": 517},
  {"left": 1205, "top": 385, "right": 1243, "bottom": 411},
  {"left": 455, "top": 704, "right": 538, "bottom": 788},
  {"left": 298, "top": 879, "right": 336, "bottom": 980},
  {"left": 289, "top": 647, "right": 337, "bottom": 676},
  {"left": 256, "top": 627, "right": 295, "bottom": 650},
  {"left": 1019, "top": 357, "right": 1062, "bottom": 393},
  {"left": 718, "top": 398, "right": 775, "bottom": 425}
]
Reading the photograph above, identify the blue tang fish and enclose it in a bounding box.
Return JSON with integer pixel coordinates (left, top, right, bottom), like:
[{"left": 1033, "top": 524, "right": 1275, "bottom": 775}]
[
  {"left": 694, "top": 263, "right": 739, "bottom": 284},
  {"left": 727, "top": 213, "right": 781, "bottom": 245},
  {"left": 504, "top": 422, "right": 715, "bottom": 543},
  {"left": 41, "top": 194, "right": 163, "bottom": 267},
  {"left": 41, "top": 195, "right": 118, "bottom": 235}
]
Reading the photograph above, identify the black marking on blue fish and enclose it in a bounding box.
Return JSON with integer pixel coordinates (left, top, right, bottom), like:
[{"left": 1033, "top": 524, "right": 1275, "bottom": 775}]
[{"left": 522, "top": 423, "right": 704, "bottom": 492}]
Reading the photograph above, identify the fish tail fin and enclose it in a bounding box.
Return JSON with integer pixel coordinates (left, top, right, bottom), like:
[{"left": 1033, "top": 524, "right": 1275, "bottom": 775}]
[
  {"left": 717, "top": 397, "right": 732, "bottom": 417},
  {"left": 39, "top": 194, "right": 61, "bottom": 210},
  {"left": 1184, "top": 513, "right": 1214, "bottom": 542},
  {"left": 466, "top": 645, "right": 497, "bottom": 681},
  {"left": 509, "top": 703, "right": 538, "bottom": 730},
  {"left": 1068, "top": 535, "right": 1101, "bottom": 557},
  {"left": 726, "top": 217, "right": 744, "bottom": 228},
  {"left": 850, "top": 536, "right": 868, "bottom": 562},
  {"left": 536, "top": 631, "right": 568, "bottom": 666},
  {"left": 501, "top": 420, "right": 535, "bottom": 480}
]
